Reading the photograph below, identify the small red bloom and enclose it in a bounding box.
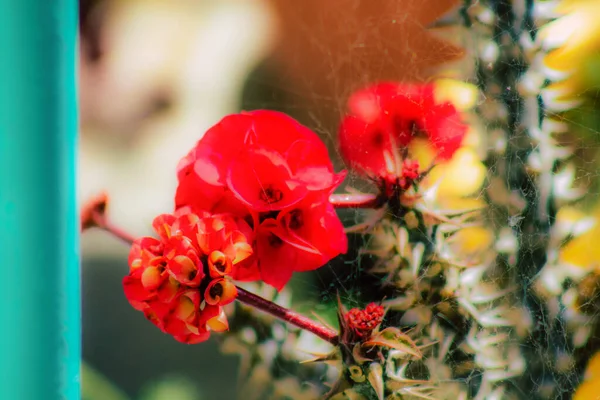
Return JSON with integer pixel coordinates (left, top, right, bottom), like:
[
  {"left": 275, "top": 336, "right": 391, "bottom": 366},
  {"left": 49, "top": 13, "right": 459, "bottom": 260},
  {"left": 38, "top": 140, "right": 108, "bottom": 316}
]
[
  {"left": 345, "top": 303, "right": 385, "bottom": 339},
  {"left": 339, "top": 82, "right": 467, "bottom": 179},
  {"left": 123, "top": 209, "right": 253, "bottom": 344},
  {"left": 175, "top": 110, "right": 348, "bottom": 290}
]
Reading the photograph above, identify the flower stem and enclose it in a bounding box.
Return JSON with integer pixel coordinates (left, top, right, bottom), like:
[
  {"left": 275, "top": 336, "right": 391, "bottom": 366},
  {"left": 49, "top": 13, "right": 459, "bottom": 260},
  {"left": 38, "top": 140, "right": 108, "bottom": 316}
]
[
  {"left": 99, "top": 219, "right": 136, "bottom": 245},
  {"left": 329, "top": 193, "right": 379, "bottom": 209},
  {"left": 235, "top": 286, "right": 339, "bottom": 345},
  {"left": 81, "top": 193, "right": 135, "bottom": 244}
]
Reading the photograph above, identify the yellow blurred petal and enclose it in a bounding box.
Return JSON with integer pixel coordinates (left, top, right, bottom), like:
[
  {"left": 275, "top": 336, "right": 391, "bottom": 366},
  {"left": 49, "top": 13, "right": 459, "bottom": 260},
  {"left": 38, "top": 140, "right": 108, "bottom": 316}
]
[
  {"left": 433, "top": 79, "right": 479, "bottom": 111},
  {"left": 431, "top": 148, "right": 486, "bottom": 198},
  {"left": 573, "top": 379, "right": 600, "bottom": 400},
  {"left": 450, "top": 226, "right": 494, "bottom": 256},
  {"left": 540, "top": 1, "right": 600, "bottom": 101},
  {"left": 462, "top": 126, "right": 481, "bottom": 150},
  {"left": 556, "top": 206, "right": 586, "bottom": 224},
  {"left": 438, "top": 197, "right": 486, "bottom": 212},
  {"left": 559, "top": 229, "right": 600, "bottom": 270},
  {"left": 584, "top": 352, "right": 600, "bottom": 381},
  {"left": 408, "top": 138, "right": 436, "bottom": 167}
]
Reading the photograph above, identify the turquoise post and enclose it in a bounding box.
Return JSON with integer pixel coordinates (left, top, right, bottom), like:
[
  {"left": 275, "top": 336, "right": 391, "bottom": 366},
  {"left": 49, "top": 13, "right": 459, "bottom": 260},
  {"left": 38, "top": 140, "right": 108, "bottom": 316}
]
[{"left": 0, "top": 1, "right": 80, "bottom": 400}]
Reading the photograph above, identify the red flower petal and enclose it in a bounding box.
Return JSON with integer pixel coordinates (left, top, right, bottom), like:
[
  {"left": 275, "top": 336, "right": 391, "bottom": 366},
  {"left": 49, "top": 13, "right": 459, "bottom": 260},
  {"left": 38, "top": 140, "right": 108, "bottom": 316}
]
[
  {"left": 173, "top": 331, "right": 211, "bottom": 344},
  {"left": 255, "top": 221, "right": 324, "bottom": 290},
  {"left": 229, "top": 256, "right": 260, "bottom": 282},
  {"left": 285, "top": 139, "right": 345, "bottom": 192},
  {"left": 156, "top": 276, "right": 180, "bottom": 304},
  {"left": 220, "top": 230, "right": 252, "bottom": 265},
  {"left": 123, "top": 276, "right": 153, "bottom": 304},
  {"left": 175, "top": 163, "right": 226, "bottom": 213},
  {"left": 242, "top": 110, "right": 320, "bottom": 154},
  {"left": 198, "top": 304, "right": 228, "bottom": 332},
  {"left": 279, "top": 201, "right": 347, "bottom": 272},
  {"left": 152, "top": 214, "right": 177, "bottom": 241},
  {"left": 339, "top": 114, "right": 395, "bottom": 177},
  {"left": 196, "top": 216, "right": 228, "bottom": 254},
  {"left": 422, "top": 103, "right": 467, "bottom": 160},
  {"left": 128, "top": 237, "right": 162, "bottom": 268}
]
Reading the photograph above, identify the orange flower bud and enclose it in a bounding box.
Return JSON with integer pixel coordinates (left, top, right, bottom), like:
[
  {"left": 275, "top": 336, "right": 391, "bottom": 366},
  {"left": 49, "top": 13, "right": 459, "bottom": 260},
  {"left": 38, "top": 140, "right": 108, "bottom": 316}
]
[
  {"left": 141, "top": 266, "right": 162, "bottom": 291},
  {"left": 205, "top": 279, "right": 237, "bottom": 306},
  {"left": 168, "top": 255, "right": 203, "bottom": 287},
  {"left": 173, "top": 296, "right": 196, "bottom": 323},
  {"left": 157, "top": 276, "right": 179, "bottom": 303},
  {"left": 208, "top": 251, "right": 232, "bottom": 278},
  {"left": 206, "top": 308, "right": 229, "bottom": 332}
]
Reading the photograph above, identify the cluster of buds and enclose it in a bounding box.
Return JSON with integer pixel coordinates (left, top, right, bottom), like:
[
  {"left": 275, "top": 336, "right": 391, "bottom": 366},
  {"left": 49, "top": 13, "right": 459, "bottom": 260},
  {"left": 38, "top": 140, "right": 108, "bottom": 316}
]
[
  {"left": 345, "top": 303, "right": 385, "bottom": 340},
  {"left": 123, "top": 207, "right": 253, "bottom": 344}
]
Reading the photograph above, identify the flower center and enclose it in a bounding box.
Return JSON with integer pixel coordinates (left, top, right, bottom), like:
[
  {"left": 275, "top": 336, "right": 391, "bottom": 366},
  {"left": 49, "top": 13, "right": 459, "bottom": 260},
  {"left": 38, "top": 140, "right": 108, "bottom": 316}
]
[
  {"left": 288, "top": 209, "right": 304, "bottom": 230},
  {"left": 268, "top": 233, "right": 284, "bottom": 248},
  {"left": 259, "top": 185, "right": 283, "bottom": 204},
  {"left": 213, "top": 260, "right": 226, "bottom": 272},
  {"left": 209, "top": 282, "right": 223, "bottom": 299},
  {"left": 372, "top": 130, "right": 385, "bottom": 146},
  {"left": 393, "top": 117, "right": 420, "bottom": 137}
]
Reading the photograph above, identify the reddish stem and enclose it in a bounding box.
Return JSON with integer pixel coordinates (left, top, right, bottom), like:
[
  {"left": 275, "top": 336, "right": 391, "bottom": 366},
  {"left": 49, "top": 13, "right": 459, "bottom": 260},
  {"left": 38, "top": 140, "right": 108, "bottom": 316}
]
[
  {"left": 329, "top": 193, "right": 379, "bottom": 209},
  {"left": 81, "top": 193, "right": 135, "bottom": 244},
  {"left": 236, "top": 286, "right": 339, "bottom": 346},
  {"left": 99, "top": 217, "right": 136, "bottom": 245}
]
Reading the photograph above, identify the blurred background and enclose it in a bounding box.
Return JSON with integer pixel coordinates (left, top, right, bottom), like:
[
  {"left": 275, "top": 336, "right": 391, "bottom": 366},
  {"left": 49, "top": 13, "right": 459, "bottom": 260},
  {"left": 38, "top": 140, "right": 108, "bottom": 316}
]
[{"left": 78, "top": 0, "right": 600, "bottom": 399}]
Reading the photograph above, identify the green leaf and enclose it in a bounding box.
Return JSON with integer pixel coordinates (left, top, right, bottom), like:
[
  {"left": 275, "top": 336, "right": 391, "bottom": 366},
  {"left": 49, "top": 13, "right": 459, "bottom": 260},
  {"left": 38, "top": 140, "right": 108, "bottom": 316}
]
[
  {"left": 367, "top": 363, "right": 384, "bottom": 400},
  {"left": 363, "top": 327, "right": 422, "bottom": 359}
]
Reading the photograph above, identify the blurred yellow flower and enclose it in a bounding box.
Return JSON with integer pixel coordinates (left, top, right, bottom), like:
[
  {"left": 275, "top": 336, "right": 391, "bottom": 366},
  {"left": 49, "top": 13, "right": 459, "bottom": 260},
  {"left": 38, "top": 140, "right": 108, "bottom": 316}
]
[
  {"left": 574, "top": 352, "right": 600, "bottom": 400},
  {"left": 539, "top": 0, "right": 600, "bottom": 106},
  {"left": 558, "top": 206, "right": 600, "bottom": 271},
  {"left": 448, "top": 226, "right": 494, "bottom": 259},
  {"left": 433, "top": 78, "right": 479, "bottom": 112},
  {"left": 406, "top": 80, "right": 490, "bottom": 265},
  {"left": 409, "top": 138, "right": 486, "bottom": 211},
  {"left": 406, "top": 79, "right": 486, "bottom": 207}
]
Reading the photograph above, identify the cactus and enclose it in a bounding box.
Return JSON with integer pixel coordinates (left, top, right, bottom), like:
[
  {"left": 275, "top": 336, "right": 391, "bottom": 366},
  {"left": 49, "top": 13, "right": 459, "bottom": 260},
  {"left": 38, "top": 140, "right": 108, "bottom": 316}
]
[{"left": 214, "top": 1, "right": 596, "bottom": 399}]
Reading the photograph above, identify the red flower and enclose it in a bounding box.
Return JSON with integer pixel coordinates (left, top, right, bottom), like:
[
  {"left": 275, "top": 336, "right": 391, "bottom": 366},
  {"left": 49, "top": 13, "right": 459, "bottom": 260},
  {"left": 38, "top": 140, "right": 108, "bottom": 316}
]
[
  {"left": 175, "top": 110, "right": 348, "bottom": 290},
  {"left": 338, "top": 82, "right": 467, "bottom": 178},
  {"left": 123, "top": 208, "right": 253, "bottom": 344},
  {"left": 176, "top": 110, "right": 343, "bottom": 214}
]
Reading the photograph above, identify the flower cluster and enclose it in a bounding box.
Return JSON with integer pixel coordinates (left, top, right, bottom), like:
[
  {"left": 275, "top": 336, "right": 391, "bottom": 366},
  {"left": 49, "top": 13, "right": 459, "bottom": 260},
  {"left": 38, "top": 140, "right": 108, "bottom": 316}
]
[
  {"left": 123, "top": 207, "right": 253, "bottom": 344},
  {"left": 345, "top": 303, "right": 385, "bottom": 339},
  {"left": 338, "top": 82, "right": 468, "bottom": 184},
  {"left": 175, "top": 110, "right": 348, "bottom": 290}
]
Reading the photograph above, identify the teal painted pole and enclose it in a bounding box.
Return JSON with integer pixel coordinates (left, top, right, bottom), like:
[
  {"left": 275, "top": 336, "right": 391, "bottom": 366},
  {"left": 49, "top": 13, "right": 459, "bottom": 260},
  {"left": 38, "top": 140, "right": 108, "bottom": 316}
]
[{"left": 0, "top": 1, "right": 80, "bottom": 400}]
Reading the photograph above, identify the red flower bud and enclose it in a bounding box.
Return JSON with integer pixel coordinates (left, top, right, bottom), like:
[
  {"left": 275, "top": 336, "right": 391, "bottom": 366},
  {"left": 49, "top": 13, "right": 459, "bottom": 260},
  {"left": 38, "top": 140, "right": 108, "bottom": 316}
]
[{"left": 345, "top": 303, "right": 385, "bottom": 338}]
